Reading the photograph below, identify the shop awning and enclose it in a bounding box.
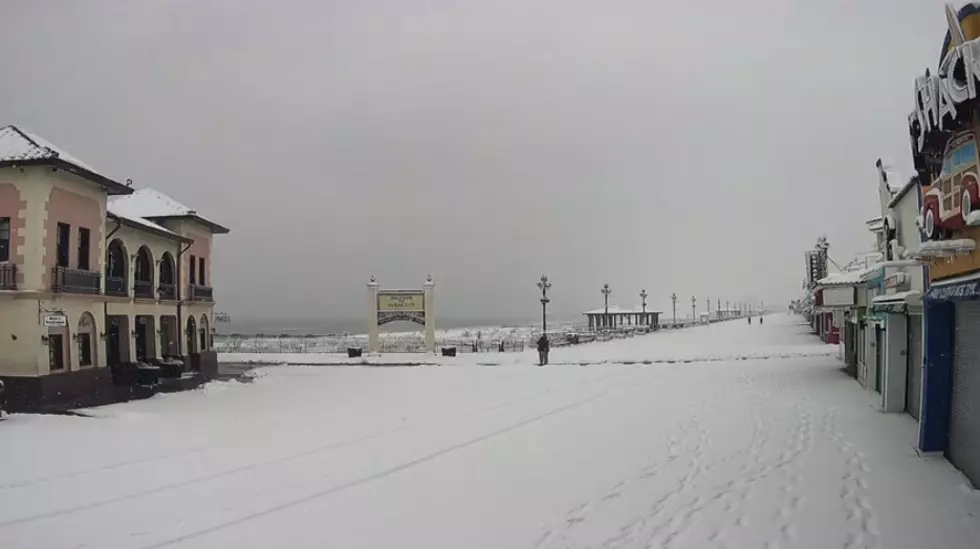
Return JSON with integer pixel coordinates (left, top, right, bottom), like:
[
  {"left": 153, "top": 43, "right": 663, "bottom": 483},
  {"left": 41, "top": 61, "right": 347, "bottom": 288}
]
[{"left": 871, "top": 290, "right": 922, "bottom": 313}]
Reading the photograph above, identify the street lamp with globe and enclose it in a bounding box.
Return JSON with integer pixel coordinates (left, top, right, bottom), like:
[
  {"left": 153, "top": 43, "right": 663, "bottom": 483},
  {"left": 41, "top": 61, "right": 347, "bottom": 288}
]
[
  {"left": 537, "top": 275, "right": 551, "bottom": 332},
  {"left": 602, "top": 283, "right": 612, "bottom": 329},
  {"left": 671, "top": 292, "right": 677, "bottom": 328}
]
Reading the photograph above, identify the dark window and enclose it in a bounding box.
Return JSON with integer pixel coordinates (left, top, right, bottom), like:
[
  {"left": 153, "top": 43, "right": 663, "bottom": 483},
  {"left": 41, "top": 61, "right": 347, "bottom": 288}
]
[
  {"left": 189, "top": 255, "right": 196, "bottom": 284},
  {"left": 78, "top": 333, "right": 92, "bottom": 366},
  {"left": 0, "top": 217, "right": 9, "bottom": 262},
  {"left": 56, "top": 223, "right": 70, "bottom": 267},
  {"left": 198, "top": 257, "right": 206, "bottom": 286},
  {"left": 48, "top": 334, "right": 64, "bottom": 370},
  {"left": 77, "top": 227, "right": 90, "bottom": 270}
]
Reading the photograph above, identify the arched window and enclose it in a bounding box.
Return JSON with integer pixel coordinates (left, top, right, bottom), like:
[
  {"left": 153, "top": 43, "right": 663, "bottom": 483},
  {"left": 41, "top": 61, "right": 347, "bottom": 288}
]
[
  {"left": 105, "top": 239, "right": 128, "bottom": 297},
  {"left": 134, "top": 246, "right": 154, "bottom": 298},
  {"left": 159, "top": 252, "right": 176, "bottom": 300}
]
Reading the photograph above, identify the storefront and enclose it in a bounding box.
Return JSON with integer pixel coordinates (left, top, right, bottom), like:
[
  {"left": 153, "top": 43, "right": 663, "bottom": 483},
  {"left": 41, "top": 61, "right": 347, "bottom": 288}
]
[
  {"left": 905, "top": 2, "right": 980, "bottom": 486},
  {"left": 870, "top": 290, "right": 924, "bottom": 418},
  {"left": 922, "top": 275, "right": 980, "bottom": 485}
]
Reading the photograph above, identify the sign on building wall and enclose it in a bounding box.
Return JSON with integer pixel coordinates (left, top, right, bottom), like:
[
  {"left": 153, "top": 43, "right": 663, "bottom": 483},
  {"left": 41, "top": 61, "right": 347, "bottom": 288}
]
[
  {"left": 823, "top": 287, "right": 856, "bottom": 307},
  {"left": 884, "top": 272, "right": 908, "bottom": 290},
  {"left": 43, "top": 314, "right": 67, "bottom": 327}
]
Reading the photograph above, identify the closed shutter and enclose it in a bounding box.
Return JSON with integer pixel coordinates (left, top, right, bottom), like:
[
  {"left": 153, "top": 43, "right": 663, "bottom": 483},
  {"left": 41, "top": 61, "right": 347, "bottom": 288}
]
[
  {"left": 906, "top": 316, "right": 923, "bottom": 420},
  {"left": 951, "top": 302, "right": 980, "bottom": 486}
]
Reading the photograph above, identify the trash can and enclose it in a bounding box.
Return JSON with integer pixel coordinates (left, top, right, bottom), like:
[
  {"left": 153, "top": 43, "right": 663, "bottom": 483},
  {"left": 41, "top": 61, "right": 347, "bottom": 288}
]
[{"left": 347, "top": 347, "right": 363, "bottom": 358}]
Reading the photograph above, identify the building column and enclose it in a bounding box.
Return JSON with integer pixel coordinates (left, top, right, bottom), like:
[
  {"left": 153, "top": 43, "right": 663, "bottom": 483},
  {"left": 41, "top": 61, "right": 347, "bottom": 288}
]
[
  {"left": 423, "top": 277, "right": 436, "bottom": 353},
  {"left": 367, "top": 279, "right": 380, "bottom": 353}
]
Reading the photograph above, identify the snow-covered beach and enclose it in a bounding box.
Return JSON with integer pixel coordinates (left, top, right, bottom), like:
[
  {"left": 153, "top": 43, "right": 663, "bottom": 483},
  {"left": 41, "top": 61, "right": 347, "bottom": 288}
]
[{"left": 1, "top": 314, "right": 978, "bottom": 549}]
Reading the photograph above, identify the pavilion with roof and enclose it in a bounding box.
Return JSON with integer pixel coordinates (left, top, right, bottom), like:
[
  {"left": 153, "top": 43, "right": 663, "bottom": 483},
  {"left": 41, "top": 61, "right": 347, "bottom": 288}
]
[{"left": 582, "top": 306, "right": 661, "bottom": 332}]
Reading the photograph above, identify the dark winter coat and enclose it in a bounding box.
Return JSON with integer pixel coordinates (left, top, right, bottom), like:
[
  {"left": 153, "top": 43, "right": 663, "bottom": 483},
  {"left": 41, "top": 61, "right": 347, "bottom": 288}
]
[{"left": 536, "top": 335, "right": 550, "bottom": 352}]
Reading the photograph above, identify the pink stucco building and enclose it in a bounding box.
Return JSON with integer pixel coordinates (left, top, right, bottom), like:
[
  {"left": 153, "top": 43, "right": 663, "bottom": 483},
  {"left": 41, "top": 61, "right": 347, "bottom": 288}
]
[{"left": 0, "top": 125, "right": 229, "bottom": 412}]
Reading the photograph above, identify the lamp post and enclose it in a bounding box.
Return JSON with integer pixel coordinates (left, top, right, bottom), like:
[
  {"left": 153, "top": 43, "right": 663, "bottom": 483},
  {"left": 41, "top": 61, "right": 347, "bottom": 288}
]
[
  {"left": 691, "top": 296, "right": 696, "bottom": 322},
  {"left": 537, "top": 275, "right": 551, "bottom": 333},
  {"left": 640, "top": 288, "right": 649, "bottom": 328},
  {"left": 671, "top": 292, "right": 677, "bottom": 327},
  {"left": 602, "top": 283, "right": 612, "bottom": 329}
]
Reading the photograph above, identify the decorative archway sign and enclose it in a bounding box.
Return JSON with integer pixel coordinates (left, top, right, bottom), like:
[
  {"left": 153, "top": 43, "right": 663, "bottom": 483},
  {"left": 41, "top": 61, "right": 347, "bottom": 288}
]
[{"left": 367, "top": 275, "right": 435, "bottom": 353}]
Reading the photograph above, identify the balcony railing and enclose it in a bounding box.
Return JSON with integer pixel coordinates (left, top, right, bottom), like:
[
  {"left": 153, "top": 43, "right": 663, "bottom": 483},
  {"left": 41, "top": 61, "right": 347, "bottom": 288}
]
[
  {"left": 105, "top": 276, "right": 127, "bottom": 297},
  {"left": 158, "top": 283, "right": 176, "bottom": 301},
  {"left": 51, "top": 267, "right": 101, "bottom": 295},
  {"left": 189, "top": 284, "right": 214, "bottom": 302},
  {"left": 134, "top": 279, "right": 154, "bottom": 298},
  {"left": 0, "top": 263, "right": 16, "bottom": 290}
]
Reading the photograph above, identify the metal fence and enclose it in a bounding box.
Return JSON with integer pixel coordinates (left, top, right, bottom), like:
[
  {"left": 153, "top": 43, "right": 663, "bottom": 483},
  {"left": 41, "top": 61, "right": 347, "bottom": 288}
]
[{"left": 214, "top": 334, "right": 526, "bottom": 354}]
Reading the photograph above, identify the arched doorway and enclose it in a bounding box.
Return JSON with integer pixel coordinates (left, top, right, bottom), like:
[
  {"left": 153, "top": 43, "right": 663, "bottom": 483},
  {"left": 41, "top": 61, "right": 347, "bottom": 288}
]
[
  {"left": 106, "top": 239, "right": 128, "bottom": 297},
  {"left": 159, "top": 252, "right": 176, "bottom": 300},
  {"left": 105, "top": 314, "right": 131, "bottom": 365},
  {"left": 77, "top": 312, "right": 97, "bottom": 367},
  {"left": 186, "top": 316, "right": 197, "bottom": 354},
  {"left": 200, "top": 314, "right": 209, "bottom": 351},
  {"left": 134, "top": 246, "right": 154, "bottom": 298},
  {"left": 135, "top": 315, "right": 157, "bottom": 362}
]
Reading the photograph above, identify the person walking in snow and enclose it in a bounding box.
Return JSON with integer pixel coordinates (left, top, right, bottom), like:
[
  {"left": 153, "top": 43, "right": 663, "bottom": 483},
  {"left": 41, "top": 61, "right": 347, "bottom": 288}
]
[
  {"left": 748, "top": 316, "right": 752, "bottom": 325},
  {"left": 536, "top": 334, "right": 550, "bottom": 366},
  {"left": 759, "top": 315, "right": 764, "bottom": 325}
]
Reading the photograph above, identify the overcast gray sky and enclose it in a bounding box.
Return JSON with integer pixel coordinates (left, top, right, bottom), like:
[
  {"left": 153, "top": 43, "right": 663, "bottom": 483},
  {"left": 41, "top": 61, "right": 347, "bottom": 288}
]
[{"left": 0, "top": 0, "right": 952, "bottom": 320}]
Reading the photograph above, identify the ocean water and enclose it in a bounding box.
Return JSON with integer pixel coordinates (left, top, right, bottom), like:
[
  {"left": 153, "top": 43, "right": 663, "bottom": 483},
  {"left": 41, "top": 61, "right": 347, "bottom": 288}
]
[{"left": 218, "top": 316, "right": 582, "bottom": 336}]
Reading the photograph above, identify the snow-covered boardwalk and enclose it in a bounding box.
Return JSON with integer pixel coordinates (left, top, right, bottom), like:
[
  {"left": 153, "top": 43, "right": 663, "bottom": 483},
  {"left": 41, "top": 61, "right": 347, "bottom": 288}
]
[{"left": 1, "top": 315, "right": 978, "bottom": 548}]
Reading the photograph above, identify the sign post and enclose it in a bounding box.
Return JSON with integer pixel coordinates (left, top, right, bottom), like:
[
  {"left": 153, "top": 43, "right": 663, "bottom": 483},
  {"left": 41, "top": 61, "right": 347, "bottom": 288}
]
[{"left": 367, "top": 276, "right": 436, "bottom": 354}]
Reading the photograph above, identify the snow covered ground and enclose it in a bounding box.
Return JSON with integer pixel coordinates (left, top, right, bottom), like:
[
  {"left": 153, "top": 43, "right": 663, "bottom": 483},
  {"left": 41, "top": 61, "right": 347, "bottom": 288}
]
[{"left": 2, "top": 314, "right": 979, "bottom": 548}]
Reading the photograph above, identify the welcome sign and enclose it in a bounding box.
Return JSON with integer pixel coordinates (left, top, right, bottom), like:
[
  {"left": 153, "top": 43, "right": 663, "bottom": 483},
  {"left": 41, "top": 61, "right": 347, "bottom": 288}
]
[{"left": 378, "top": 291, "right": 424, "bottom": 312}]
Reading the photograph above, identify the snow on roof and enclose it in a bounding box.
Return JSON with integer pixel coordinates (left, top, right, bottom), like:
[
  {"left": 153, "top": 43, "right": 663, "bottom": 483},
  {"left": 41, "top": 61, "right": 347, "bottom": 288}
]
[
  {"left": 108, "top": 188, "right": 228, "bottom": 233},
  {"left": 106, "top": 201, "right": 184, "bottom": 240},
  {"left": 109, "top": 188, "right": 194, "bottom": 217},
  {"left": 909, "top": 238, "right": 976, "bottom": 258},
  {"left": 0, "top": 125, "right": 123, "bottom": 187},
  {"left": 817, "top": 264, "right": 879, "bottom": 286},
  {"left": 582, "top": 306, "right": 662, "bottom": 315},
  {"left": 872, "top": 290, "right": 922, "bottom": 304},
  {"left": 888, "top": 176, "right": 920, "bottom": 208}
]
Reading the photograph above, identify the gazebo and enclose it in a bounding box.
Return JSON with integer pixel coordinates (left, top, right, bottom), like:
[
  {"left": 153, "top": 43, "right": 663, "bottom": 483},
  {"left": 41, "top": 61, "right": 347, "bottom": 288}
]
[{"left": 583, "top": 306, "right": 661, "bottom": 332}]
